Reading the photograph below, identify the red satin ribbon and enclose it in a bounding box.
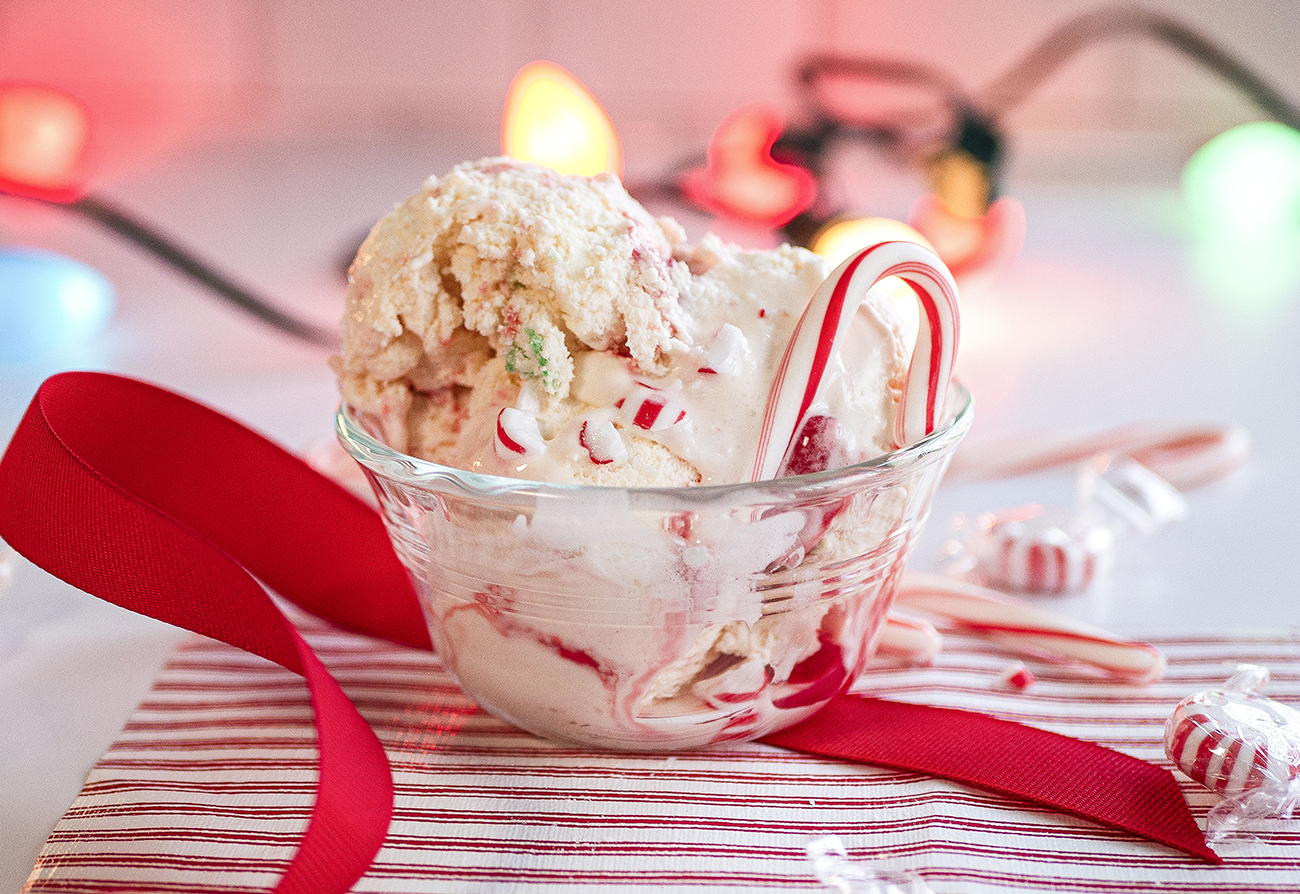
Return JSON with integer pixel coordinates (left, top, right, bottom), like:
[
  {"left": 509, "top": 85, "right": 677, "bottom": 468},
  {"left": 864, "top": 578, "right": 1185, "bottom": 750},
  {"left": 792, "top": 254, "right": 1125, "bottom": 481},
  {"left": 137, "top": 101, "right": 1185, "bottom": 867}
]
[
  {"left": 0, "top": 372, "right": 1219, "bottom": 893},
  {"left": 767, "top": 697, "right": 1217, "bottom": 862}
]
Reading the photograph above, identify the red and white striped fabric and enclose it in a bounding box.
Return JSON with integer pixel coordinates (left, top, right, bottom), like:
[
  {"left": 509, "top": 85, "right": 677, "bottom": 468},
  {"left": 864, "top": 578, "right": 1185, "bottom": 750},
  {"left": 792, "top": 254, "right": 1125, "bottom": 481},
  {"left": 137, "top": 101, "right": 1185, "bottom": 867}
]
[{"left": 23, "top": 621, "right": 1300, "bottom": 893}]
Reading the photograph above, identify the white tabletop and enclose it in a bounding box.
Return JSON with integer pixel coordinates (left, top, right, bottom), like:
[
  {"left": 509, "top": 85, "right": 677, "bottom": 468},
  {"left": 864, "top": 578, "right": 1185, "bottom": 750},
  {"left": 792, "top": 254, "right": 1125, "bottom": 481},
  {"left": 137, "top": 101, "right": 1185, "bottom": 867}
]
[{"left": 2, "top": 137, "right": 1298, "bottom": 892}]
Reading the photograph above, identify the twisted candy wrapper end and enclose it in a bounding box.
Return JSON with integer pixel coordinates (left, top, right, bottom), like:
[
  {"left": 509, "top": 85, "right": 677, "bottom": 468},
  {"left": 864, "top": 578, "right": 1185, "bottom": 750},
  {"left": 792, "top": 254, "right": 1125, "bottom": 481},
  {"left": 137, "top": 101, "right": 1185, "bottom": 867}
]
[
  {"left": 1206, "top": 777, "right": 1300, "bottom": 845},
  {"left": 806, "top": 836, "right": 935, "bottom": 894}
]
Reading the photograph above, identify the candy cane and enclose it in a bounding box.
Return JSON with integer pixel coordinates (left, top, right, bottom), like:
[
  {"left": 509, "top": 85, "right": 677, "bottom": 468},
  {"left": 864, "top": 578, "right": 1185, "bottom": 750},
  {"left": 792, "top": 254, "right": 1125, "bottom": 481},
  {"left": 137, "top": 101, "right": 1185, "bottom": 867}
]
[
  {"left": 897, "top": 571, "right": 1167, "bottom": 685},
  {"left": 753, "top": 240, "right": 960, "bottom": 481},
  {"left": 947, "top": 422, "right": 1251, "bottom": 492},
  {"left": 875, "top": 611, "right": 943, "bottom": 665}
]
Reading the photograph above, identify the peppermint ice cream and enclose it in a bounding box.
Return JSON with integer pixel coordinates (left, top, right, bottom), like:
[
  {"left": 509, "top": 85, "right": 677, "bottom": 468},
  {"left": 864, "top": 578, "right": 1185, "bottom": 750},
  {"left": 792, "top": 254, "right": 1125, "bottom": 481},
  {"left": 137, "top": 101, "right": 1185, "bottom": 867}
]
[
  {"left": 333, "top": 157, "right": 966, "bottom": 749},
  {"left": 333, "top": 157, "right": 915, "bottom": 487}
]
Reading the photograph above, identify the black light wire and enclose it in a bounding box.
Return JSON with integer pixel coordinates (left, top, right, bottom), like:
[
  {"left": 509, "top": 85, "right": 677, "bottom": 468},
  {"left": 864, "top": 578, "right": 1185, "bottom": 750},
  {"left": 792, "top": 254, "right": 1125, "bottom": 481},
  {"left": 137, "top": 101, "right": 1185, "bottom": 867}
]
[
  {"left": 3, "top": 187, "right": 340, "bottom": 349},
  {"left": 977, "top": 5, "right": 1300, "bottom": 130},
  {"left": 735, "top": 5, "right": 1300, "bottom": 245},
  {"left": 70, "top": 194, "right": 339, "bottom": 348}
]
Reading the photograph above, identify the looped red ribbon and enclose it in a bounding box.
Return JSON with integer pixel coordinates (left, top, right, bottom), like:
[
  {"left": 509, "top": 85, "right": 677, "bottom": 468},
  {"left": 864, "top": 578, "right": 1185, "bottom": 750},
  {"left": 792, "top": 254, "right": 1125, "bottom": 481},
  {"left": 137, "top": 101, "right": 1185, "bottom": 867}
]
[{"left": 0, "top": 372, "right": 1218, "bottom": 893}]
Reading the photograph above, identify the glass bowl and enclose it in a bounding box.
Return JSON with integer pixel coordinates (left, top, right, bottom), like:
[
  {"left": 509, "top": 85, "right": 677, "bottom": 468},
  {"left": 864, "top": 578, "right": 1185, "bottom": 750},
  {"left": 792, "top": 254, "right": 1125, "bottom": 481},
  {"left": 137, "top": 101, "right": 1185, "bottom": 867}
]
[{"left": 336, "top": 384, "right": 972, "bottom": 751}]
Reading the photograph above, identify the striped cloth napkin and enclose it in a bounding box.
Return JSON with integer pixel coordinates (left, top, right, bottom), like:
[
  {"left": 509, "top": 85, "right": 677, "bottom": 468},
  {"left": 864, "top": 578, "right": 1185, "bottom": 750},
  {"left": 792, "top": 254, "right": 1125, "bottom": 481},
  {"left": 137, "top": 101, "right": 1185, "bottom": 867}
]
[{"left": 23, "top": 620, "right": 1300, "bottom": 893}]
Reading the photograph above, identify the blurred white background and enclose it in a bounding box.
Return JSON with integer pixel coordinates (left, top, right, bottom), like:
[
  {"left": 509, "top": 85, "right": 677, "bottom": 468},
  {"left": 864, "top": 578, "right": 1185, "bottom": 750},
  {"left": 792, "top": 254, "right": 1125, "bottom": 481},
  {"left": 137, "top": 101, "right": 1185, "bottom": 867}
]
[{"left": 2, "top": 0, "right": 1297, "bottom": 183}]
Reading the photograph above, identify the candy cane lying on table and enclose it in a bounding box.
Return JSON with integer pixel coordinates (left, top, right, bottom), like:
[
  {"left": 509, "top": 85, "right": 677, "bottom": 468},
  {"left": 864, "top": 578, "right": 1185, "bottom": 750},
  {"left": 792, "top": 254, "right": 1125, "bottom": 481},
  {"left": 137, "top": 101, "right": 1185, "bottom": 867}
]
[
  {"left": 946, "top": 422, "right": 1251, "bottom": 492},
  {"left": 893, "top": 571, "right": 1167, "bottom": 685},
  {"left": 752, "top": 240, "right": 960, "bottom": 482},
  {"left": 874, "top": 611, "right": 944, "bottom": 665}
]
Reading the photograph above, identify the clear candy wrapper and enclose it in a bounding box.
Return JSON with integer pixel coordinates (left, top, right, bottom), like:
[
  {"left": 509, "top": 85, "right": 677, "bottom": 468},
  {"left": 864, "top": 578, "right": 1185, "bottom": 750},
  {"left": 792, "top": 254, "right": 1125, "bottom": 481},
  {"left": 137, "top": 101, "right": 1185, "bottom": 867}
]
[
  {"left": 1164, "top": 665, "right": 1300, "bottom": 844},
  {"left": 942, "top": 456, "right": 1188, "bottom": 595},
  {"left": 0, "top": 544, "right": 15, "bottom": 592},
  {"left": 1083, "top": 455, "right": 1189, "bottom": 536},
  {"left": 806, "top": 837, "right": 934, "bottom": 894}
]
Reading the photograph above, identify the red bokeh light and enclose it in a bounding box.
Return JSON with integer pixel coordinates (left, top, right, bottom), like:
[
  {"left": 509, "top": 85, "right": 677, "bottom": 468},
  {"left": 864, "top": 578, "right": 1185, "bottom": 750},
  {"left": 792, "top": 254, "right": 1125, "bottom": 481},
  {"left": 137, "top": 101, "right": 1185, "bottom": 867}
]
[
  {"left": 680, "top": 105, "right": 817, "bottom": 228},
  {"left": 0, "top": 83, "right": 91, "bottom": 202},
  {"left": 0, "top": 1, "right": 227, "bottom": 185}
]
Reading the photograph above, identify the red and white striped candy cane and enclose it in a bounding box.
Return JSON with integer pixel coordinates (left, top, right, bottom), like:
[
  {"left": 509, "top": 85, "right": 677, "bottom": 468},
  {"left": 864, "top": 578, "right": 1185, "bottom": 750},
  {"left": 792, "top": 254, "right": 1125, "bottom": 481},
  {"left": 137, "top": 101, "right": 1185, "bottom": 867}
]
[
  {"left": 948, "top": 422, "right": 1251, "bottom": 492},
  {"left": 753, "top": 240, "right": 960, "bottom": 482},
  {"left": 896, "top": 572, "right": 1167, "bottom": 684}
]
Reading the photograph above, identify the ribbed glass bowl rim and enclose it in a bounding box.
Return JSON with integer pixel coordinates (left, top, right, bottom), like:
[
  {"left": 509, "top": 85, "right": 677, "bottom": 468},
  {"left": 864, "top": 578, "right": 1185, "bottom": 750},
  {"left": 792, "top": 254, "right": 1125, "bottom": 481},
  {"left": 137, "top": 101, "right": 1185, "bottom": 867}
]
[{"left": 335, "top": 382, "right": 972, "bottom": 502}]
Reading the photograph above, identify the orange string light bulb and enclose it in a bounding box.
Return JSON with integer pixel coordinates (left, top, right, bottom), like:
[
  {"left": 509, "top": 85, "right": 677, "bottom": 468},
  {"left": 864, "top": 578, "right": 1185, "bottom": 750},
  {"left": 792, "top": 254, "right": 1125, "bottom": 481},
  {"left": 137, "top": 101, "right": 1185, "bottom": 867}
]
[{"left": 502, "top": 61, "right": 621, "bottom": 177}]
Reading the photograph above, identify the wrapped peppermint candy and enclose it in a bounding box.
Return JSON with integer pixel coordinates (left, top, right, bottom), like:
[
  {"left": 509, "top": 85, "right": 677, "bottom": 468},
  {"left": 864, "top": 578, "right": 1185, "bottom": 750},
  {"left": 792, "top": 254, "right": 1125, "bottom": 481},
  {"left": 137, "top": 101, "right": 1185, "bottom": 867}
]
[
  {"left": 1164, "top": 665, "right": 1300, "bottom": 844},
  {"left": 943, "top": 455, "right": 1190, "bottom": 596},
  {"left": 941, "top": 423, "right": 1249, "bottom": 596}
]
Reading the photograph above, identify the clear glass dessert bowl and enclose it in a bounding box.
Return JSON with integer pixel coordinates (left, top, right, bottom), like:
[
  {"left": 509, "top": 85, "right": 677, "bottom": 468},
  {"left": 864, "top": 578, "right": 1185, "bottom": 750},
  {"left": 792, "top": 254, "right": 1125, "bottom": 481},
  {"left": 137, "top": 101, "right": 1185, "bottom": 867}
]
[{"left": 336, "top": 385, "right": 972, "bottom": 751}]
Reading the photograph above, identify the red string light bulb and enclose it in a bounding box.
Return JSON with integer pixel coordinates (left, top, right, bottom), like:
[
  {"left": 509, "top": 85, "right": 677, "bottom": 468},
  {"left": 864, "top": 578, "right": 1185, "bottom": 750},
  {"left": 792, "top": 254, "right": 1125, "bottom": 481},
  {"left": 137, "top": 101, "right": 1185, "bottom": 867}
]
[{"left": 0, "top": 83, "right": 91, "bottom": 203}]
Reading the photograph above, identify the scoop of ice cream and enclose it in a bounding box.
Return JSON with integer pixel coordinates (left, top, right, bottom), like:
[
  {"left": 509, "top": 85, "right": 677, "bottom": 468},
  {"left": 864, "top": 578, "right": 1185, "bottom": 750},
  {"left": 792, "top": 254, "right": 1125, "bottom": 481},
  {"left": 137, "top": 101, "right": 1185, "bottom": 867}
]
[
  {"left": 334, "top": 157, "right": 688, "bottom": 446},
  {"left": 334, "top": 157, "right": 914, "bottom": 487}
]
